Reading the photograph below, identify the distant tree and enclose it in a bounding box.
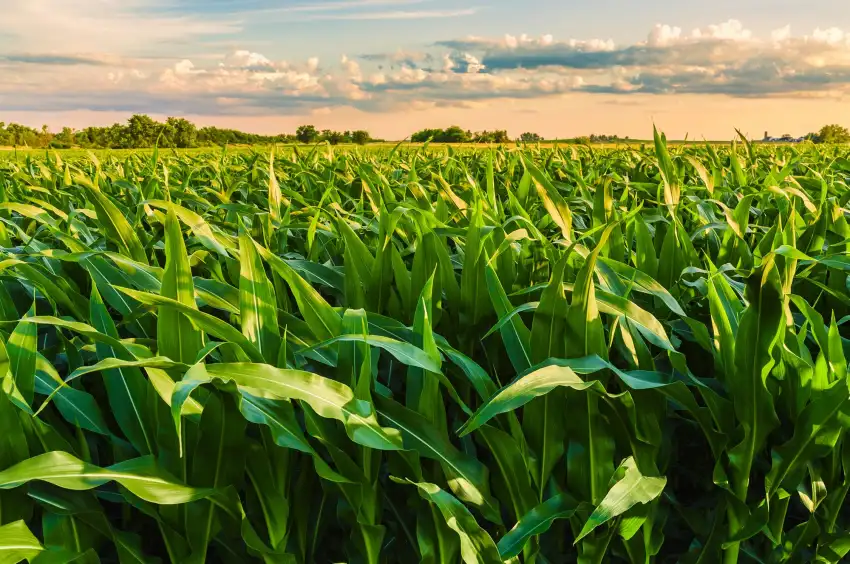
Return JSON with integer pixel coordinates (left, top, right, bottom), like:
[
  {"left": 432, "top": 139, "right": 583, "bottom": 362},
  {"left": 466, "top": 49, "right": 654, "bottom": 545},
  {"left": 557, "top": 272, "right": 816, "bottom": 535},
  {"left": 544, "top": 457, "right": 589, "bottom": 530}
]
[
  {"left": 296, "top": 125, "right": 319, "bottom": 143},
  {"left": 2, "top": 122, "right": 47, "bottom": 147},
  {"left": 320, "top": 130, "right": 345, "bottom": 145},
  {"left": 411, "top": 128, "right": 442, "bottom": 143},
  {"left": 164, "top": 117, "right": 198, "bottom": 148},
  {"left": 126, "top": 114, "right": 160, "bottom": 148},
  {"left": 351, "top": 130, "right": 371, "bottom": 145},
  {"left": 816, "top": 124, "right": 850, "bottom": 144},
  {"left": 50, "top": 127, "right": 75, "bottom": 149},
  {"left": 520, "top": 132, "right": 543, "bottom": 142},
  {"left": 440, "top": 126, "right": 468, "bottom": 143},
  {"left": 471, "top": 130, "right": 509, "bottom": 143}
]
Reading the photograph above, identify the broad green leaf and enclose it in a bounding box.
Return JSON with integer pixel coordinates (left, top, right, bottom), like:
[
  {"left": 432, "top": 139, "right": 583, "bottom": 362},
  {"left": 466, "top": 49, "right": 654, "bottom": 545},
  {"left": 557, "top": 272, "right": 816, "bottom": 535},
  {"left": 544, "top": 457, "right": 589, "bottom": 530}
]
[
  {"left": 254, "top": 240, "right": 342, "bottom": 341},
  {"left": 239, "top": 230, "right": 280, "bottom": 363},
  {"left": 575, "top": 457, "right": 666, "bottom": 542},
  {"left": 498, "top": 493, "right": 582, "bottom": 559},
  {"left": 0, "top": 452, "right": 211, "bottom": 504},
  {"left": 8, "top": 303, "right": 37, "bottom": 406},
  {"left": 116, "top": 287, "right": 263, "bottom": 362},
  {"left": 394, "top": 479, "right": 502, "bottom": 564},
  {"left": 727, "top": 259, "right": 783, "bottom": 500},
  {"left": 84, "top": 184, "right": 148, "bottom": 264},
  {"left": 159, "top": 206, "right": 204, "bottom": 364},
  {"left": 0, "top": 520, "right": 43, "bottom": 564},
  {"left": 375, "top": 396, "right": 501, "bottom": 524},
  {"left": 173, "top": 363, "right": 403, "bottom": 451}
]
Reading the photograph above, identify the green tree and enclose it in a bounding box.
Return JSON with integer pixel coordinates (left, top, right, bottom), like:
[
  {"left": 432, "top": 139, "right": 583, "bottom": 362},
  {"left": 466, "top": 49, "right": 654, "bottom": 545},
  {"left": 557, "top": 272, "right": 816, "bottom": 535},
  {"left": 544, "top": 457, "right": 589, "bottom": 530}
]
[
  {"left": 411, "top": 128, "right": 442, "bottom": 143},
  {"left": 520, "top": 132, "right": 543, "bottom": 142},
  {"left": 411, "top": 126, "right": 472, "bottom": 143},
  {"left": 296, "top": 125, "right": 319, "bottom": 143},
  {"left": 816, "top": 124, "right": 850, "bottom": 144},
  {"left": 164, "top": 117, "right": 198, "bottom": 148},
  {"left": 443, "top": 125, "right": 470, "bottom": 143},
  {"left": 50, "top": 127, "right": 75, "bottom": 149},
  {"left": 320, "top": 129, "right": 344, "bottom": 145},
  {"left": 351, "top": 130, "right": 370, "bottom": 145},
  {"left": 126, "top": 114, "right": 161, "bottom": 148}
]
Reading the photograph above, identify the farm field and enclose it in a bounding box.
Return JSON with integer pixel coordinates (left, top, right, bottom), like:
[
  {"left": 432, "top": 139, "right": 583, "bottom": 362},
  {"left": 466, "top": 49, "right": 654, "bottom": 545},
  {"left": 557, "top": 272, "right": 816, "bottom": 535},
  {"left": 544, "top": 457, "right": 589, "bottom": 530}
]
[
  {"left": 0, "top": 138, "right": 804, "bottom": 160},
  {"left": 0, "top": 132, "right": 849, "bottom": 563}
]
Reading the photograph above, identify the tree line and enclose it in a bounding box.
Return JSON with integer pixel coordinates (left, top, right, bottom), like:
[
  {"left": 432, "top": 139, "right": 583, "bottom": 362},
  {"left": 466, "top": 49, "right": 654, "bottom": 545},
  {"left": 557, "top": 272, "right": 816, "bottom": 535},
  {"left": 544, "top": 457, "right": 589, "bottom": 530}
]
[
  {"left": 407, "top": 127, "right": 548, "bottom": 143},
  {"left": 3, "top": 115, "right": 848, "bottom": 149},
  {"left": 0, "top": 115, "right": 375, "bottom": 149}
]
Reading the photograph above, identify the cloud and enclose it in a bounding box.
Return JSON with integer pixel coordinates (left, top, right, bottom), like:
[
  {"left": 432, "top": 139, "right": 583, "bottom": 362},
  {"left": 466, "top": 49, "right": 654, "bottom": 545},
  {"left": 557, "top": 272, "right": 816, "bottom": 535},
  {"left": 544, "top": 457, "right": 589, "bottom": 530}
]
[
  {"left": 4, "top": 19, "right": 850, "bottom": 119},
  {"left": 0, "top": 54, "right": 106, "bottom": 66},
  {"left": 0, "top": 0, "right": 240, "bottom": 55},
  {"left": 435, "top": 20, "right": 850, "bottom": 98}
]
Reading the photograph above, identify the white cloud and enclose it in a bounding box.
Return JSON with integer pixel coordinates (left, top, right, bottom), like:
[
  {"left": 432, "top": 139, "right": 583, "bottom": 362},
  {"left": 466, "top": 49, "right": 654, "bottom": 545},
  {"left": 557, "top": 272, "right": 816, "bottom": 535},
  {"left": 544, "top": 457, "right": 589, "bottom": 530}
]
[
  {"left": 4, "top": 19, "right": 850, "bottom": 117},
  {"left": 692, "top": 20, "right": 752, "bottom": 41},
  {"left": 648, "top": 25, "right": 682, "bottom": 47},
  {"left": 771, "top": 25, "right": 792, "bottom": 43},
  {"left": 227, "top": 51, "right": 274, "bottom": 69},
  {"left": 811, "top": 27, "right": 849, "bottom": 46},
  {"left": 0, "top": 0, "right": 239, "bottom": 55}
]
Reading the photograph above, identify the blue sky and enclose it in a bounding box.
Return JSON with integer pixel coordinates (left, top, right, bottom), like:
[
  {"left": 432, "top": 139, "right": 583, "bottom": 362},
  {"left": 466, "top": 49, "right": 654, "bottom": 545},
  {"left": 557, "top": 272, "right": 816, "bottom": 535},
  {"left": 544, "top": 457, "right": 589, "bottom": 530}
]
[{"left": 2, "top": 0, "right": 850, "bottom": 139}]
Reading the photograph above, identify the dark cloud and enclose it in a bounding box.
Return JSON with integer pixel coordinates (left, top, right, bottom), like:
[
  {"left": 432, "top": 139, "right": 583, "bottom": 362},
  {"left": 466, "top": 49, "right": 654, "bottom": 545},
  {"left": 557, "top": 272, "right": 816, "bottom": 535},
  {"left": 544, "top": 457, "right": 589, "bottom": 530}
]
[
  {"left": 440, "top": 40, "right": 764, "bottom": 72},
  {"left": 0, "top": 54, "right": 106, "bottom": 66},
  {"left": 358, "top": 51, "right": 433, "bottom": 69},
  {"left": 432, "top": 31, "right": 850, "bottom": 98}
]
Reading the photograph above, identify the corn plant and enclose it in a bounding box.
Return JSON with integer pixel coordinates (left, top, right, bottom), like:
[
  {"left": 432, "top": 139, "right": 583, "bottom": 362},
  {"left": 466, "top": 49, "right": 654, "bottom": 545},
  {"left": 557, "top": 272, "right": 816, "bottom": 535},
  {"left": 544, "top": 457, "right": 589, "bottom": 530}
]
[{"left": 0, "top": 134, "right": 849, "bottom": 563}]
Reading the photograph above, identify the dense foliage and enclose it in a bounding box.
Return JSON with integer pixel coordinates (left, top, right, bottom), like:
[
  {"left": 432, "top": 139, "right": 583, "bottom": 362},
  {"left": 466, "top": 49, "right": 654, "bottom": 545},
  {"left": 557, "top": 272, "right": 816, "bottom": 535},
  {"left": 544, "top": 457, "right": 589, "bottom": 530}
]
[
  {"left": 0, "top": 116, "right": 373, "bottom": 150},
  {"left": 0, "top": 134, "right": 849, "bottom": 563},
  {"left": 410, "top": 127, "right": 510, "bottom": 144},
  {"left": 816, "top": 124, "right": 850, "bottom": 145}
]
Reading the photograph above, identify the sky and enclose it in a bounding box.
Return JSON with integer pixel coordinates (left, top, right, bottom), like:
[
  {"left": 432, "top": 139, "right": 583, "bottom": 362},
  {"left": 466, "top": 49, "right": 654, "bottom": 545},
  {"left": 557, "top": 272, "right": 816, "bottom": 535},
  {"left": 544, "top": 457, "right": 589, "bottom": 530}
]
[{"left": 2, "top": 0, "right": 850, "bottom": 140}]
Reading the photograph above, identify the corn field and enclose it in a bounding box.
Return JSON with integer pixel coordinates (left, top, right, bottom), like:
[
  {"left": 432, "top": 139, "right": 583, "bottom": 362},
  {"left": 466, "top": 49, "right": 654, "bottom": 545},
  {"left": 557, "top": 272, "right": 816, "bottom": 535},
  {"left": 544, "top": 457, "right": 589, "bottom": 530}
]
[{"left": 0, "top": 131, "right": 849, "bottom": 563}]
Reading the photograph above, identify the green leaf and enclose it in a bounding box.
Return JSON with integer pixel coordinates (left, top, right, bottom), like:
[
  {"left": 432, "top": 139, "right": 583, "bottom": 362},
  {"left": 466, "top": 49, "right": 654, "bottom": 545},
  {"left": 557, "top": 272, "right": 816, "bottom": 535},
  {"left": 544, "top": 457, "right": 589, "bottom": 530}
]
[
  {"left": 254, "top": 240, "right": 342, "bottom": 341},
  {"left": 8, "top": 303, "right": 37, "bottom": 407},
  {"left": 375, "top": 396, "right": 501, "bottom": 524},
  {"left": 393, "top": 479, "right": 502, "bottom": 564},
  {"left": 497, "top": 493, "right": 582, "bottom": 559},
  {"left": 484, "top": 264, "right": 532, "bottom": 373},
  {"left": 239, "top": 230, "right": 280, "bottom": 364},
  {"left": 268, "top": 149, "right": 282, "bottom": 223},
  {"left": 115, "top": 287, "right": 263, "bottom": 362},
  {"left": 84, "top": 184, "right": 148, "bottom": 264},
  {"left": 727, "top": 259, "right": 783, "bottom": 500},
  {"left": 575, "top": 457, "right": 666, "bottom": 542},
  {"left": 525, "top": 158, "right": 572, "bottom": 242},
  {"left": 0, "top": 452, "right": 211, "bottom": 504},
  {"left": 174, "top": 363, "right": 403, "bottom": 451},
  {"left": 566, "top": 223, "right": 615, "bottom": 360},
  {"left": 654, "top": 125, "right": 680, "bottom": 209},
  {"left": 238, "top": 393, "right": 350, "bottom": 483},
  {"left": 88, "top": 287, "right": 157, "bottom": 455},
  {"left": 159, "top": 205, "right": 204, "bottom": 364},
  {"left": 0, "top": 520, "right": 43, "bottom": 564},
  {"left": 460, "top": 363, "right": 600, "bottom": 436}
]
